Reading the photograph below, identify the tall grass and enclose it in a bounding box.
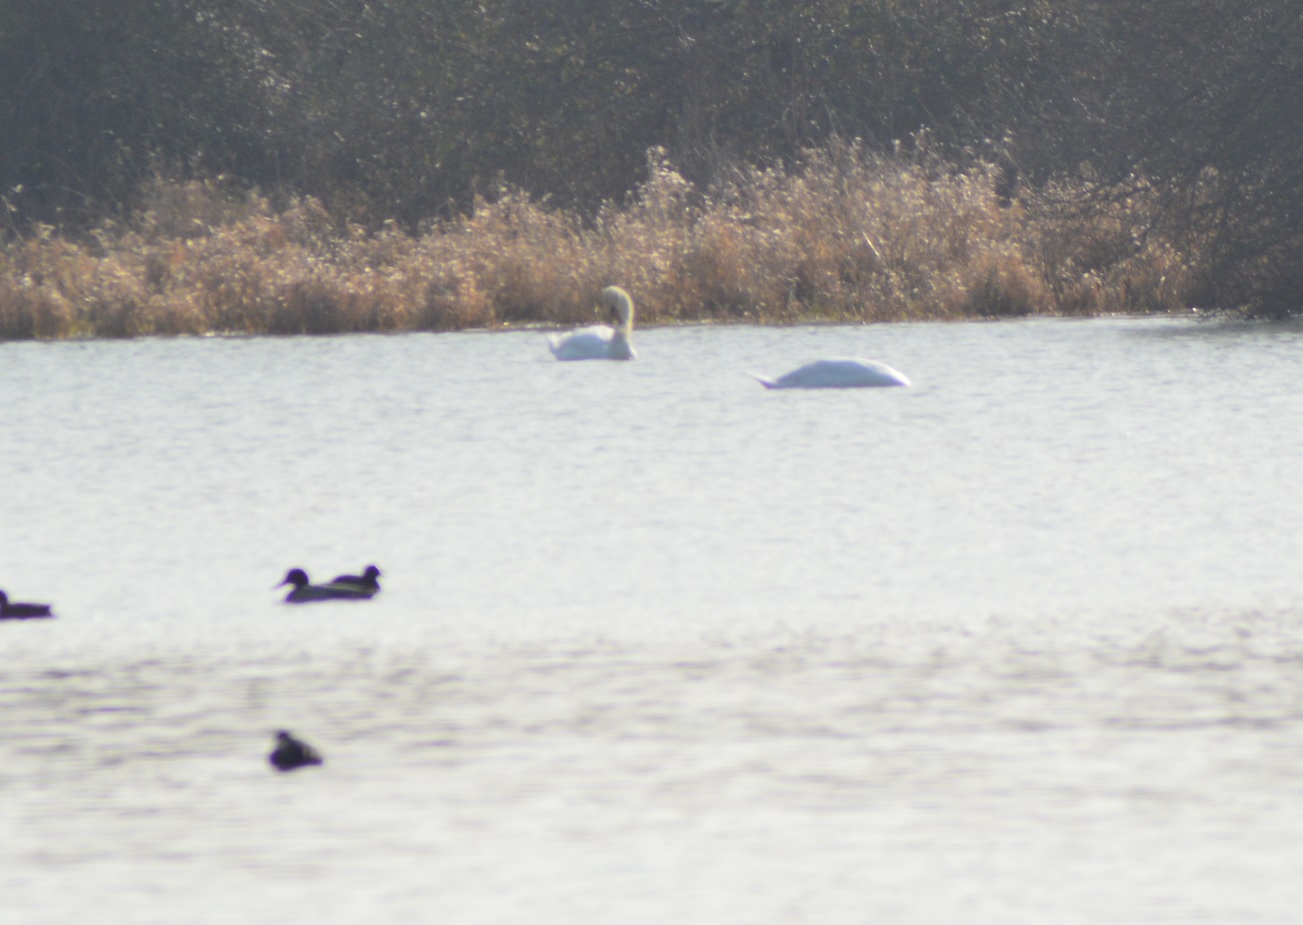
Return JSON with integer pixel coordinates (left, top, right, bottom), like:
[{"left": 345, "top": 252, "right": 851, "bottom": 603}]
[{"left": 0, "top": 143, "right": 1197, "bottom": 340}]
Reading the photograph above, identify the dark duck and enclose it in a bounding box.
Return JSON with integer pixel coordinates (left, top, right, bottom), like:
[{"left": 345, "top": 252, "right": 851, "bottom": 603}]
[
  {"left": 330, "top": 565, "right": 382, "bottom": 594},
  {"left": 0, "top": 590, "right": 55, "bottom": 620},
  {"left": 276, "top": 568, "right": 376, "bottom": 603},
  {"left": 269, "top": 730, "right": 324, "bottom": 771}
]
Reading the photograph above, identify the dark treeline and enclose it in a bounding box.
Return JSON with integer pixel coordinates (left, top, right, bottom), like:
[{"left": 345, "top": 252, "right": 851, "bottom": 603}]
[{"left": 2, "top": 0, "right": 1302, "bottom": 317}]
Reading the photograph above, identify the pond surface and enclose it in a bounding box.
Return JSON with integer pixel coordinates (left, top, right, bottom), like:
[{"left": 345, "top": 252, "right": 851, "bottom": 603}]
[{"left": 4, "top": 317, "right": 1303, "bottom": 923}]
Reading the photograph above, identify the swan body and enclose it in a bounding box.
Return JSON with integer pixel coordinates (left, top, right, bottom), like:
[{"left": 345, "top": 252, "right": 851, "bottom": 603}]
[
  {"left": 269, "top": 730, "right": 324, "bottom": 771},
  {"left": 548, "top": 286, "right": 636, "bottom": 360},
  {"left": 0, "top": 590, "right": 54, "bottom": 620},
  {"left": 276, "top": 568, "right": 376, "bottom": 603},
  {"left": 753, "top": 357, "right": 910, "bottom": 389}
]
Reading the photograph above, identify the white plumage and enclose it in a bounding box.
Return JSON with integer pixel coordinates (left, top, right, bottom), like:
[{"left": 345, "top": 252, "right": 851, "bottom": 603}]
[
  {"left": 548, "top": 286, "right": 636, "bottom": 360},
  {"left": 753, "top": 357, "right": 910, "bottom": 389}
]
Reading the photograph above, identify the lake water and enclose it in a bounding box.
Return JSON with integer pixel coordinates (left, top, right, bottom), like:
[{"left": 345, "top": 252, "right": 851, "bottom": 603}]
[{"left": 4, "top": 317, "right": 1303, "bottom": 923}]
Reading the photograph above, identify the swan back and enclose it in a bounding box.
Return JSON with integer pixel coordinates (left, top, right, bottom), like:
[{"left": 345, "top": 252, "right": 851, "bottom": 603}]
[{"left": 754, "top": 358, "right": 909, "bottom": 389}]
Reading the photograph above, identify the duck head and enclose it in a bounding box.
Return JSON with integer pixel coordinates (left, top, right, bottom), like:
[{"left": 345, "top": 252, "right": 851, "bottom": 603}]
[{"left": 277, "top": 568, "right": 310, "bottom": 590}]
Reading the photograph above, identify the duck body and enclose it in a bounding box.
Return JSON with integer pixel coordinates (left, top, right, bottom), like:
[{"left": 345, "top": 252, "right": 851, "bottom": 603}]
[
  {"left": 331, "top": 565, "right": 382, "bottom": 593},
  {"left": 548, "top": 286, "right": 636, "bottom": 360},
  {"left": 269, "top": 730, "right": 324, "bottom": 771},
  {"left": 277, "top": 568, "right": 376, "bottom": 603},
  {"left": 0, "top": 590, "right": 54, "bottom": 620},
  {"left": 753, "top": 357, "right": 910, "bottom": 389}
]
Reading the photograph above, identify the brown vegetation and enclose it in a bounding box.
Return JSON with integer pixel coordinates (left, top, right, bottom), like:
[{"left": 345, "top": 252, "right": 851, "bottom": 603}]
[
  {"left": 0, "top": 144, "right": 1197, "bottom": 340},
  {"left": 5, "top": 2, "right": 1298, "bottom": 322}
]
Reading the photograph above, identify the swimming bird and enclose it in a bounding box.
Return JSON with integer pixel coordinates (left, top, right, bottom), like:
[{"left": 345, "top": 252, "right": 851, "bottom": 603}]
[
  {"left": 547, "top": 286, "right": 637, "bottom": 360},
  {"left": 331, "top": 564, "right": 382, "bottom": 593},
  {"left": 752, "top": 357, "right": 910, "bottom": 389},
  {"left": 269, "top": 730, "right": 324, "bottom": 772},
  {"left": 276, "top": 568, "right": 376, "bottom": 603},
  {"left": 0, "top": 590, "right": 54, "bottom": 620}
]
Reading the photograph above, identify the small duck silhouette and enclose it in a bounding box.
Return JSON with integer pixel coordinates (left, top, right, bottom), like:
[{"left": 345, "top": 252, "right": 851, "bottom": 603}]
[
  {"left": 269, "top": 730, "right": 324, "bottom": 772},
  {"left": 331, "top": 565, "right": 382, "bottom": 593},
  {"left": 276, "top": 568, "right": 376, "bottom": 603},
  {"left": 0, "top": 590, "right": 54, "bottom": 620}
]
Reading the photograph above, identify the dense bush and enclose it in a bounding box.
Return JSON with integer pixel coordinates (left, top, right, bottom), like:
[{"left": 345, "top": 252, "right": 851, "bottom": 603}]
[
  {"left": 0, "top": 1, "right": 1030, "bottom": 222},
  {"left": 0, "top": 144, "right": 1197, "bottom": 339},
  {"left": 0, "top": 0, "right": 1299, "bottom": 324}
]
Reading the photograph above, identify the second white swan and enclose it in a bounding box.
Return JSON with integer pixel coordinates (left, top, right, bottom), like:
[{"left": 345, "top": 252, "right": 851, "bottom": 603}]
[
  {"left": 752, "top": 357, "right": 910, "bottom": 389},
  {"left": 548, "top": 286, "right": 636, "bottom": 360}
]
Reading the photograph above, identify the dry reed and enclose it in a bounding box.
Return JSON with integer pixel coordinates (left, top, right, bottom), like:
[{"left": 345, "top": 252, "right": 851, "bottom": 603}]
[{"left": 0, "top": 143, "right": 1197, "bottom": 341}]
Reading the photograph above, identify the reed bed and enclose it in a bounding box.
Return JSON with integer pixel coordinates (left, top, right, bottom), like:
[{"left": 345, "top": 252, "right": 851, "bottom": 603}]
[{"left": 0, "top": 143, "right": 1197, "bottom": 340}]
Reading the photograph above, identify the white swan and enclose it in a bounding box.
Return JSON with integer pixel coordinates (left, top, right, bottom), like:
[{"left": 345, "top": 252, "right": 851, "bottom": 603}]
[
  {"left": 547, "top": 286, "right": 636, "bottom": 360},
  {"left": 753, "top": 357, "right": 910, "bottom": 389}
]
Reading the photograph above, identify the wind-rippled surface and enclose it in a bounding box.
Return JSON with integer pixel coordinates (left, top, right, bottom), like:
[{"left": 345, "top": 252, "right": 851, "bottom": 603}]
[{"left": 5, "top": 318, "right": 1303, "bottom": 923}]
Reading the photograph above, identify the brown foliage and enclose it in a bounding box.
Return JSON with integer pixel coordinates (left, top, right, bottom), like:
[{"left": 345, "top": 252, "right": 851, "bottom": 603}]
[{"left": 0, "top": 146, "right": 1199, "bottom": 341}]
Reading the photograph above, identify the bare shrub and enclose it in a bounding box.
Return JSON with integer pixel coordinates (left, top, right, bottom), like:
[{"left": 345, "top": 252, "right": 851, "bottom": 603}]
[
  {"left": 1026, "top": 175, "right": 1197, "bottom": 316},
  {"left": 0, "top": 275, "right": 72, "bottom": 339},
  {"left": 0, "top": 143, "right": 1201, "bottom": 340},
  {"left": 131, "top": 173, "right": 272, "bottom": 243}
]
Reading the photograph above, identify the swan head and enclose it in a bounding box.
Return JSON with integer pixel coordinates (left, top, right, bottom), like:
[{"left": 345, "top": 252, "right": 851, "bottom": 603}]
[{"left": 601, "top": 286, "right": 634, "bottom": 332}]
